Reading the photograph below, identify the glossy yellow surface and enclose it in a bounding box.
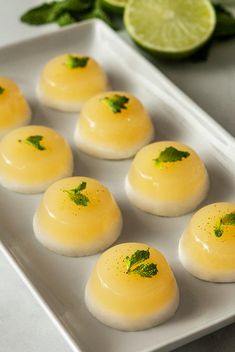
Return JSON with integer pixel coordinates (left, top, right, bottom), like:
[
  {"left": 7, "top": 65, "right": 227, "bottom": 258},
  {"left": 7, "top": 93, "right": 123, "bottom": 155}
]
[
  {"left": 0, "top": 77, "right": 30, "bottom": 130},
  {"left": 78, "top": 91, "right": 153, "bottom": 149},
  {"left": 36, "top": 177, "right": 121, "bottom": 246},
  {"left": 88, "top": 243, "right": 177, "bottom": 316},
  {"left": 181, "top": 202, "right": 235, "bottom": 272},
  {"left": 0, "top": 125, "right": 72, "bottom": 185},
  {"left": 128, "top": 141, "right": 207, "bottom": 201},
  {"left": 39, "top": 54, "right": 108, "bottom": 102}
]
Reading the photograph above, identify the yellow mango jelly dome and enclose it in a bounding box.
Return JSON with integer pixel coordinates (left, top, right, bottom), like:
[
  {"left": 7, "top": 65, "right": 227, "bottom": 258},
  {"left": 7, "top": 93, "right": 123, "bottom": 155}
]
[
  {"left": 0, "top": 77, "right": 31, "bottom": 138},
  {"left": 33, "top": 176, "right": 122, "bottom": 256},
  {"left": 85, "top": 242, "right": 179, "bottom": 331},
  {"left": 125, "top": 141, "right": 209, "bottom": 217},
  {"left": 179, "top": 202, "right": 235, "bottom": 282},
  {"left": 0, "top": 125, "right": 73, "bottom": 193},
  {"left": 37, "top": 54, "right": 108, "bottom": 112},
  {"left": 75, "top": 91, "right": 154, "bottom": 159}
]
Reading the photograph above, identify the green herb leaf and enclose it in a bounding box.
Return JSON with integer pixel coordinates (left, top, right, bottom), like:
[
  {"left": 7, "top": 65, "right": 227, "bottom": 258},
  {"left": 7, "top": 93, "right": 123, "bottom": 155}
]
[
  {"left": 125, "top": 248, "right": 150, "bottom": 273},
  {"left": 0, "top": 86, "right": 5, "bottom": 95},
  {"left": 221, "top": 212, "right": 235, "bottom": 226},
  {"left": 125, "top": 248, "right": 158, "bottom": 278},
  {"left": 20, "top": 135, "right": 46, "bottom": 150},
  {"left": 64, "top": 181, "right": 90, "bottom": 206},
  {"left": 79, "top": 0, "right": 114, "bottom": 28},
  {"left": 66, "top": 54, "right": 89, "bottom": 68},
  {"left": 214, "top": 211, "right": 235, "bottom": 237},
  {"left": 131, "top": 263, "right": 158, "bottom": 278},
  {"left": 154, "top": 146, "right": 190, "bottom": 167},
  {"left": 102, "top": 94, "right": 129, "bottom": 113},
  {"left": 20, "top": 0, "right": 93, "bottom": 25},
  {"left": 57, "top": 12, "right": 77, "bottom": 26}
]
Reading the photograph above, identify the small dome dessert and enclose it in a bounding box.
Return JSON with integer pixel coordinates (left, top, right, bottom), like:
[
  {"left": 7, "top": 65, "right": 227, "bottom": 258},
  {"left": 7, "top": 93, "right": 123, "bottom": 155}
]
[
  {"left": 0, "top": 125, "right": 73, "bottom": 193},
  {"left": 85, "top": 242, "right": 179, "bottom": 331},
  {"left": 179, "top": 202, "right": 235, "bottom": 282},
  {"left": 0, "top": 77, "right": 31, "bottom": 138},
  {"left": 75, "top": 91, "right": 154, "bottom": 159},
  {"left": 37, "top": 54, "right": 108, "bottom": 111},
  {"left": 33, "top": 176, "right": 122, "bottom": 256},
  {"left": 125, "top": 141, "right": 209, "bottom": 216}
]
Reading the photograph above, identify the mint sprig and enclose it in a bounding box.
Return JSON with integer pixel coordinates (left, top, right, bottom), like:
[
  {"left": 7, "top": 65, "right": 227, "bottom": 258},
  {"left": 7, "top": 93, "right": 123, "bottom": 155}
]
[
  {"left": 63, "top": 181, "right": 90, "bottom": 206},
  {"left": 66, "top": 55, "right": 89, "bottom": 68},
  {"left": 125, "top": 248, "right": 158, "bottom": 278},
  {"left": 154, "top": 146, "right": 190, "bottom": 167},
  {"left": 0, "top": 86, "right": 5, "bottom": 95},
  {"left": 19, "top": 135, "right": 46, "bottom": 151},
  {"left": 214, "top": 211, "right": 235, "bottom": 237},
  {"left": 20, "top": 0, "right": 114, "bottom": 28},
  {"left": 102, "top": 94, "right": 129, "bottom": 113}
]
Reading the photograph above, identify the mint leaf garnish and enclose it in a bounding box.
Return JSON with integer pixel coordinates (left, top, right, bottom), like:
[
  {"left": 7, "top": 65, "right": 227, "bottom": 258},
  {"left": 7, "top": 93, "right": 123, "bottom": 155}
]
[
  {"left": 125, "top": 248, "right": 158, "bottom": 278},
  {"left": 102, "top": 94, "right": 129, "bottom": 113},
  {"left": 214, "top": 211, "right": 235, "bottom": 237},
  {"left": 64, "top": 181, "right": 90, "bottom": 206},
  {"left": 66, "top": 54, "right": 89, "bottom": 68},
  {"left": 131, "top": 263, "right": 158, "bottom": 278},
  {"left": 0, "top": 86, "right": 5, "bottom": 95},
  {"left": 19, "top": 135, "right": 46, "bottom": 150},
  {"left": 154, "top": 146, "right": 190, "bottom": 167}
]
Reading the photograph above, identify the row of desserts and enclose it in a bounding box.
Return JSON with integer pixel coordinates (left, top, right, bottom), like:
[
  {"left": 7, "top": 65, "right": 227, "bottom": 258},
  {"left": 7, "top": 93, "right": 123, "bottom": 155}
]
[{"left": 0, "top": 54, "right": 234, "bottom": 333}]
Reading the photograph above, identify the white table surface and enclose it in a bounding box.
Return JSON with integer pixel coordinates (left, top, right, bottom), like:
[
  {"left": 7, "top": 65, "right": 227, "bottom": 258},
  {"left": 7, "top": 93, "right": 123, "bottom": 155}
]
[{"left": 0, "top": 1, "right": 234, "bottom": 352}]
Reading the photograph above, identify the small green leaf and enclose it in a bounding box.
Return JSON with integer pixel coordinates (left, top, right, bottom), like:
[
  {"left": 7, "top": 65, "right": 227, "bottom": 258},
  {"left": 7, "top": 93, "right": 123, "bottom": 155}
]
[
  {"left": 57, "top": 12, "right": 76, "bottom": 26},
  {"left": 102, "top": 94, "right": 129, "bottom": 113},
  {"left": 20, "top": 135, "right": 46, "bottom": 150},
  {"left": 0, "top": 86, "right": 5, "bottom": 95},
  {"left": 221, "top": 212, "right": 235, "bottom": 226},
  {"left": 131, "top": 263, "right": 158, "bottom": 278},
  {"left": 214, "top": 211, "right": 235, "bottom": 237},
  {"left": 125, "top": 248, "right": 150, "bottom": 273},
  {"left": 64, "top": 181, "right": 90, "bottom": 206},
  {"left": 125, "top": 248, "right": 158, "bottom": 278},
  {"left": 66, "top": 54, "right": 89, "bottom": 68},
  {"left": 20, "top": 0, "right": 93, "bottom": 25},
  {"left": 154, "top": 146, "right": 190, "bottom": 167}
]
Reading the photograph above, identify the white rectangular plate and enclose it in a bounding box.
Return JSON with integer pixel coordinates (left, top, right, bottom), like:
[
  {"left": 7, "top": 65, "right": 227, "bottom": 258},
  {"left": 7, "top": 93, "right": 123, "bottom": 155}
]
[{"left": 0, "top": 20, "right": 235, "bottom": 352}]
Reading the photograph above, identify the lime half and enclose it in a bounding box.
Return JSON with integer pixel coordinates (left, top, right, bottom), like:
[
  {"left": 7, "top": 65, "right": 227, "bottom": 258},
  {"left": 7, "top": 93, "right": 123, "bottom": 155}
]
[
  {"left": 124, "top": 0, "right": 216, "bottom": 58},
  {"left": 101, "top": 0, "right": 128, "bottom": 14}
]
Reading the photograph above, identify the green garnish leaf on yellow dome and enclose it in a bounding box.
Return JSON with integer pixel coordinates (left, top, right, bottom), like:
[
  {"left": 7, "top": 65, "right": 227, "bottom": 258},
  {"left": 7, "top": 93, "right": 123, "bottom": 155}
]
[
  {"left": 66, "top": 54, "right": 89, "bottom": 69},
  {"left": 132, "top": 263, "right": 158, "bottom": 278},
  {"left": 64, "top": 181, "right": 90, "bottom": 206},
  {"left": 19, "top": 135, "right": 46, "bottom": 150},
  {"left": 214, "top": 211, "right": 235, "bottom": 237},
  {"left": 154, "top": 146, "right": 190, "bottom": 167},
  {"left": 0, "top": 86, "right": 5, "bottom": 95},
  {"left": 125, "top": 248, "right": 158, "bottom": 278},
  {"left": 102, "top": 94, "right": 129, "bottom": 113}
]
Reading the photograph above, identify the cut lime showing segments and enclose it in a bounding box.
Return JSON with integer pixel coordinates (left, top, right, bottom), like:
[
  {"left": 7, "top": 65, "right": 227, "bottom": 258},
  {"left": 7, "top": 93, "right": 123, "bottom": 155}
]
[
  {"left": 101, "top": 0, "right": 128, "bottom": 14},
  {"left": 124, "top": 0, "right": 216, "bottom": 59}
]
